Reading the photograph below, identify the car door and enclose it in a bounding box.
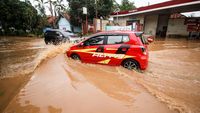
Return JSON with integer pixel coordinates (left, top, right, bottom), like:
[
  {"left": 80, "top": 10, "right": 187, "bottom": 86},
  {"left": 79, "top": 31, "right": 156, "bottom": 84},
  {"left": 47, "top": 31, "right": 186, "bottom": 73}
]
[
  {"left": 103, "top": 34, "right": 130, "bottom": 65},
  {"left": 80, "top": 35, "right": 106, "bottom": 63}
]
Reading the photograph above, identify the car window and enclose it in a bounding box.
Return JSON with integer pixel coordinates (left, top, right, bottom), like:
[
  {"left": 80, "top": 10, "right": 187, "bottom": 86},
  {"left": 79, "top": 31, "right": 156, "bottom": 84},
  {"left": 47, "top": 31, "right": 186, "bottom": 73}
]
[
  {"left": 107, "top": 35, "right": 129, "bottom": 44},
  {"left": 107, "top": 35, "right": 122, "bottom": 44},
  {"left": 56, "top": 31, "right": 62, "bottom": 36},
  {"left": 139, "top": 34, "right": 148, "bottom": 44},
  {"left": 84, "top": 35, "right": 105, "bottom": 46},
  {"left": 122, "top": 35, "right": 130, "bottom": 43},
  {"left": 46, "top": 31, "right": 56, "bottom": 35}
]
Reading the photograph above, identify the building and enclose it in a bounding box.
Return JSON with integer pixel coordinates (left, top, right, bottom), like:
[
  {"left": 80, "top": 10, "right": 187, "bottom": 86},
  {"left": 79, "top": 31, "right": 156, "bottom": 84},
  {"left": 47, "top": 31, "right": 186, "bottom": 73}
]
[
  {"left": 110, "top": 0, "right": 200, "bottom": 38},
  {"left": 55, "top": 13, "right": 72, "bottom": 32},
  {"left": 47, "top": 13, "right": 81, "bottom": 33}
]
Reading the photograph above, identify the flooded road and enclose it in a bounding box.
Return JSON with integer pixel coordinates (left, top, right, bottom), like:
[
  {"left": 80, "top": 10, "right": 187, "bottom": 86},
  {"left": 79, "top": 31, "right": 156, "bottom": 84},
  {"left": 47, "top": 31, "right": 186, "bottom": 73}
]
[
  {"left": 0, "top": 37, "right": 200, "bottom": 113},
  {"left": 145, "top": 39, "right": 200, "bottom": 113},
  {"left": 0, "top": 36, "right": 45, "bottom": 112},
  {"left": 0, "top": 36, "right": 45, "bottom": 78}
]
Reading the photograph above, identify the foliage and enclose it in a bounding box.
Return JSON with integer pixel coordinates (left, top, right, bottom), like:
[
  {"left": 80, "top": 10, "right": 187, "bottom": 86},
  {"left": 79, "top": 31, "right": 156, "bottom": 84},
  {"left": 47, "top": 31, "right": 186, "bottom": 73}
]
[
  {"left": 119, "top": 0, "right": 136, "bottom": 11},
  {"left": 67, "top": 0, "right": 114, "bottom": 26},
  {"left": 34, "top": 0, "right": 46, "bottom": 16},
  {"left": 0, "top": 0, "right": 48, "bottom": 36},
  {"left": 52, "top": 0, "right": 67, "bottom": 16},
  {"left": 113, "top": 0, "right": 120, "bottom": 12}
]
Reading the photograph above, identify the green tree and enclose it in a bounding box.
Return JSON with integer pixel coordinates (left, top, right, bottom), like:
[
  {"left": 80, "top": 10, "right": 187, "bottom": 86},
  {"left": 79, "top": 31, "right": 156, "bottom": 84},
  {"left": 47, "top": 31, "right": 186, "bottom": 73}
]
[
  {"left": 52, "top": 0, "right": 67, "bottom": 16},
  {"left": 119, "top": 0, "right": 136, "bottom": 11},
  {"left": 113, "top": 0, "right": 120, "bottom": 12},
  {"left": 34, "top": 0, "right": 46, "bottom": 16},
  {"left": 67, "top": 0, "right": 114, "bottom": 26},
  {"left": 41, "top": 0, "right": 67, "bottom": 28},
  {"left": 0, "top": 0, "right": 45, "bottom": 35}
]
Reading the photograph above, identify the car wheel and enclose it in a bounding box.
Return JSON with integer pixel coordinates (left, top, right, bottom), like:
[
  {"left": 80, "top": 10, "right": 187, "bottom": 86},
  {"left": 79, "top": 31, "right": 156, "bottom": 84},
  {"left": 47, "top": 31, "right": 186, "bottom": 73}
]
[
  {"left": 45, "top": 40, "right": 48, "bottom": 45},
  {"left": 122, "top": 59, "right": 140, "bottom": 71},
  {"left": 44, "top": 38, "right": 49, "bottom": 45},
  {"left": 63, "top": 37, "right": 70, "bottom": 43},
  {"left": 66, "top": 37, "right": 70, "bottom": 43},
  {"left": 53, "top": 40, "right": 58, "bottom": 45},
  {"left": 71, "top": 54, "right": 80, "bottom": 60},
  {"left": 53, "top": 38, "right": 60, "bottom": 45}
]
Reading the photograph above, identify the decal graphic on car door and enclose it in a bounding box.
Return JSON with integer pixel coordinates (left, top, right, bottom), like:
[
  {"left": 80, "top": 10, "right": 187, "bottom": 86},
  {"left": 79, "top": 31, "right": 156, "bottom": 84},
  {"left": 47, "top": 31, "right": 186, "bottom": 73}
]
[{"left": 82, "top": 35, "right": 105, "bottom": 63}]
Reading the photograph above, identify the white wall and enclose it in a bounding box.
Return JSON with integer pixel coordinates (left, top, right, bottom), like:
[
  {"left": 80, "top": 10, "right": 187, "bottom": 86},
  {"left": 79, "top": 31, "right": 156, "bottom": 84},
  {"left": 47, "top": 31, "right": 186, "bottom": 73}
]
[
  {"left": 136, "top": 15, "right": 145, "bottom": 24},
  {"left": 113, "top": 15, "right": 144, "bottom": 26},
  {"left": 144, "top": 15, "right": 158, "bottom": 36},
  {"left": 166, "top": 19, "right": 188, "bottom": 36},
  {"left": 96, "top": 19, "right": 109, "bottom": 31},
  {"left": 58, "top": 18, "right": 72, "bottom": 31},
  {"left": 114, "top": 16, "right": 130, "bottom": 26}
]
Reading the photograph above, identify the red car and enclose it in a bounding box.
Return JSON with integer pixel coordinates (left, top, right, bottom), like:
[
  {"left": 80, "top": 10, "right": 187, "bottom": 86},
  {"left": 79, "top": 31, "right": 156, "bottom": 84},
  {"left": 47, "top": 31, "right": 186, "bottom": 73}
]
[{"left": 66, "top": 31, "right": 152, "bottom": 71}]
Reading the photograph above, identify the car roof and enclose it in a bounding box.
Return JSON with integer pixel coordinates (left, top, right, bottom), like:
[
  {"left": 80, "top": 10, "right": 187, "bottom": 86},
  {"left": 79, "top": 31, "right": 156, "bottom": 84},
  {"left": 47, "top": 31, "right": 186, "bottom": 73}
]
[
  {"left": 95, "top": 30, "right": 143, "bottom": 35},
  {"left": 45, "top": 30, "right": 57, "bottom": 33},
  {"left": 88, "top": 31, "right": 143, "bottom": 38}
]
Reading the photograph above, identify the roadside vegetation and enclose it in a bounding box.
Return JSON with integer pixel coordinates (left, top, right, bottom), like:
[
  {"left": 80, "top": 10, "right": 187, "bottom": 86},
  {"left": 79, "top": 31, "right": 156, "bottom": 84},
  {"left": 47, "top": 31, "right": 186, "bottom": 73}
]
[
  {"left": 0, "top": 0, "right": 49, "bottom": 36},
  {"left": 0, "top": 0, "right": 136, "bottom": 37}
]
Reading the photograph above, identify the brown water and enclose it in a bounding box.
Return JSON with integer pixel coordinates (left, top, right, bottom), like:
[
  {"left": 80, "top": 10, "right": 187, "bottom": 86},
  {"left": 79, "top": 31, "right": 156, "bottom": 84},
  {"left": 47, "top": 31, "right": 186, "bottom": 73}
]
[
  {"left": 0, "top": 36, "right": 45, "bottom": 78},
  {"left": 0, "top": 37, "right": 200, "bottom": 113}
]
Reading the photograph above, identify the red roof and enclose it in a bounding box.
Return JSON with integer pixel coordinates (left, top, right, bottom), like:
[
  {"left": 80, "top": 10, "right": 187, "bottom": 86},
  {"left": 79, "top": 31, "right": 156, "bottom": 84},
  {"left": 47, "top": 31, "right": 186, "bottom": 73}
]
[{"left": 111, "top": 0, "right": 199, "bottom": 15}]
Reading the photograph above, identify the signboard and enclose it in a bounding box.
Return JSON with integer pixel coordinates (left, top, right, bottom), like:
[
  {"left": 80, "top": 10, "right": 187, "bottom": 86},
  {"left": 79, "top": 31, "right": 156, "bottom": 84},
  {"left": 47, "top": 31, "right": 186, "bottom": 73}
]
[
  {"left": 185, "top": 18, "right": 200, "bottom": 32},
  {"left": 83, "top": 7, "right": 87, "bottom": 14},
  {"left": 105, "top": 25, "right": 132, "bottom": 31}
]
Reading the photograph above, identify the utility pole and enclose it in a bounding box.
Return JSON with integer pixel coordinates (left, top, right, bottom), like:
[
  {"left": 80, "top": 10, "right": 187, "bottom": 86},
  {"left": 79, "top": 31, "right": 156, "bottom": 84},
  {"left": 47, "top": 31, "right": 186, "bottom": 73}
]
[
  {"left": 86, "top": 13, "right": 88, "bottom": 34},
  {"left": 49, "top": 0, "right": 53, "bottom": 16},
  {"left": 95, "top": 0, "right": 97, "bottom": 18},
  {"left": 116, "top": 8, "right": 120, "bottom": 25},
  {"left": 94, "top": 0, "right": 98, "bottom": 33},
  {"left": 83, "top": 7, "right": 88, "bottom": 34},
  {"left": 49, "top": 0, "right": 56, "bottom": 28},
  {"left": 86, "top": 0, "right": 88, "bottom": 34}
]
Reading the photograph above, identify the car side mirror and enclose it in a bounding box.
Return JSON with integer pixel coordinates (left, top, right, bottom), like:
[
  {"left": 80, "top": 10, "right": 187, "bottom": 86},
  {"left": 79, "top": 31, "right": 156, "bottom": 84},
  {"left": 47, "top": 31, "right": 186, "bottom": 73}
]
[
  {"left": 79, "top": 42, "right": 84, "bottom": 47},
  {"left": 147, "top": 36, "right": 154, "bottom": 43}
]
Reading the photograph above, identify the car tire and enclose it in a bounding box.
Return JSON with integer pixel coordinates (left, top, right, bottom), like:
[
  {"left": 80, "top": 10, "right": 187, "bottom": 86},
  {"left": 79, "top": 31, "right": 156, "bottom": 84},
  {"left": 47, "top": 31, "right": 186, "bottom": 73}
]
[
  {"left": 45, "top": 40, "right": 48, "bottom": 45},
  {"left": 44, "top": 38, "right": 49, "bottom": 45},
  {"left": 63, "top": 37, "right": 70, "bottom": 43},
  {"left": 122, "top": 59, "right": 140, "bottom": 71},
  {"left": 71, "top": 54, "right": 80, "bottom": 60},
  {"left": 53, "top": 40, "right": 58, "bottom": 45},
  {"left": 53, "top": 38, "right": 60, "bottom": 45}
]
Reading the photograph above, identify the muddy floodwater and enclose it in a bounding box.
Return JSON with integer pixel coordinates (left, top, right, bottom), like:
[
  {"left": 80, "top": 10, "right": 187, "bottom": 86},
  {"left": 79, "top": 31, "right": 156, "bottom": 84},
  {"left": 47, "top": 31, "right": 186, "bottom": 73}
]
[{"left": 0, "top": 36, "right": 200, "bottom": 113}]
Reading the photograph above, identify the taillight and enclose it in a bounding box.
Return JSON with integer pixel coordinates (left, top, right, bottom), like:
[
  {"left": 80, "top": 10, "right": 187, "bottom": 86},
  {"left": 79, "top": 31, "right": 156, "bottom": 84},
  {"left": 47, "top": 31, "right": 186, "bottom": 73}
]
[{"left": 140, "top": 46, "right": 147, "bottom": 55}]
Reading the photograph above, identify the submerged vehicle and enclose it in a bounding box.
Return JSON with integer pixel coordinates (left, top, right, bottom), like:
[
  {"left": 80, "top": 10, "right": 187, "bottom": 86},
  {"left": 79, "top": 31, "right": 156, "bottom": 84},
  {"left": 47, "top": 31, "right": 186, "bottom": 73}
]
[
  {"left": 44, "top": 30, "right": 67, "bottom": 45},
  {"left": 44, "top": 29, "right": 80, "bottom": 45},
  {"left": 66, "top": 31, "right": 153, "bottom": 71}
]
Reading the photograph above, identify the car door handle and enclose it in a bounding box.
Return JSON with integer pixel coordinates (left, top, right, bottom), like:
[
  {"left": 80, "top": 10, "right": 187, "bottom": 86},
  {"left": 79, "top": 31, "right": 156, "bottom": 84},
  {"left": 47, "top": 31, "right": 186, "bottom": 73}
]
[{"left": 96, "top": 46, "right": 104, "bottom": 52}]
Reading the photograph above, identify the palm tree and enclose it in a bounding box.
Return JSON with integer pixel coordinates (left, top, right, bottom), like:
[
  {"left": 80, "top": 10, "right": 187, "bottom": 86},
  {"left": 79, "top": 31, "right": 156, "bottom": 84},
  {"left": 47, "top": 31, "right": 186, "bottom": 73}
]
[
  {"left": 50, "top": 0, "right": 67, "bottom": 28},
  {"left": 44, "top": 0, "right": 67, "bottom": 17},
  {"left": 34, "top": 0, "right": 46, "bottom": 16},
  {"left": 47, "top": 0, "right": 54, "bottom": 17},
  {"left": 35, "top": 0, "right": 67, "bottom": 28},
  {"left": 52, "top": 0, "right": 67, "bottom": 17}
]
